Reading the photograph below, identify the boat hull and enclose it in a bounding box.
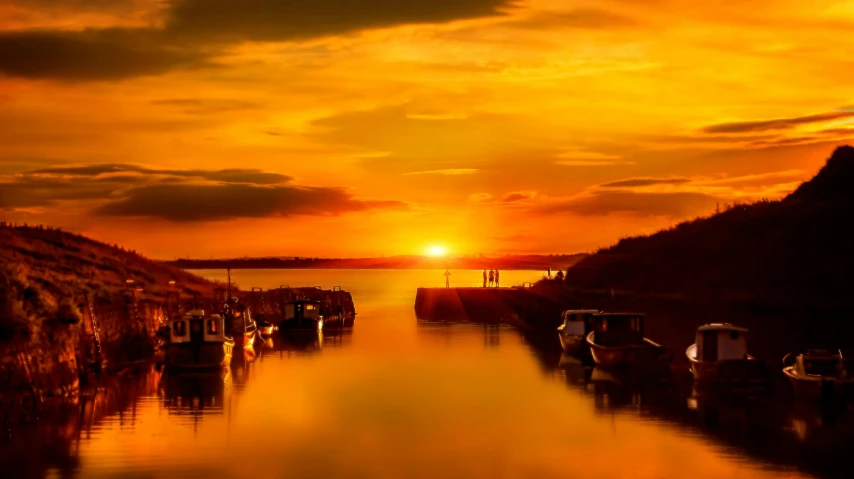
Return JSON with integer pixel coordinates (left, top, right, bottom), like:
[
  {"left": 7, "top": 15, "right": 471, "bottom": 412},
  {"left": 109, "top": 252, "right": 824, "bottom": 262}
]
[
  {"left": 558, "top": 333, "right": 586, "bottom": 355},
  {"left": 586, "top": 332, "right": 667, "bottom": 369},
  {"left": 687, "top": 345, "right": 770, "bottom": 390},
  {"left": 280, "top": 318, "right": 324, "bottom": 332},
  {"left": 784, "top": 366, "right": 854, "bottom": 401},
  {"left": 165, "top": 341, "right": 233, "bottom": 371}
]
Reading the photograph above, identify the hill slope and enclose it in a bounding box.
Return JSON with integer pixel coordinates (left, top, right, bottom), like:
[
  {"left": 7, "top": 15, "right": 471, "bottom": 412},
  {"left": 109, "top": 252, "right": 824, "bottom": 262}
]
[{"left": 562, "top": 145, "right": 854, "bottom": 306}]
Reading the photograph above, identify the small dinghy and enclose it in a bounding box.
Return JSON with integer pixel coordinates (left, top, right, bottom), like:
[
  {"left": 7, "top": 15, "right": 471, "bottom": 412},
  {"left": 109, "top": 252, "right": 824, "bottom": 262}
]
[
  {"left": 783, "top": 349, "right": 854, "bottom": 401},
  {"left": 557, "top": 309, "right": 599, "bottom": 355},
  {"left": 686, "top": 324, "right": 770, "bottom": 390},
  {"left": 585, "top": 313, "right": 668, "bottom": 369}
]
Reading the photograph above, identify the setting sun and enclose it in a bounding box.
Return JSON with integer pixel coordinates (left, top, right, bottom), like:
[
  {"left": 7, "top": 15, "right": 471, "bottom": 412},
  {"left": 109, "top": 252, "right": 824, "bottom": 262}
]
[{"left": 426, "top": 245, "right": 447, "bottom": 257}]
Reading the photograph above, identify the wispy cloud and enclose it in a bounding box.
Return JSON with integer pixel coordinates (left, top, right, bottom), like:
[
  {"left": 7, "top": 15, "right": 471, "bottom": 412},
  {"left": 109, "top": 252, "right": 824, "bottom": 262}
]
[{"left": 403, "top": 168, "right": 478, "bottom": 176}]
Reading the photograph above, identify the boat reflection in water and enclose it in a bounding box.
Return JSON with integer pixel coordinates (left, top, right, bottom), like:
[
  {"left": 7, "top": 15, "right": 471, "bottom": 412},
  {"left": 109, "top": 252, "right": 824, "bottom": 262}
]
[{"left": 159, "top": 370, "right": 231, "bottom": 426}]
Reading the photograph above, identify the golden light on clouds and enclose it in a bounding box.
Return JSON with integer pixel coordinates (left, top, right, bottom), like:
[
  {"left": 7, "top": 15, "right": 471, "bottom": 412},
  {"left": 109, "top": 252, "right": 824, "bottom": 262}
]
[{"left": 1, "top": 0, "right": 853, "bottom": 257}]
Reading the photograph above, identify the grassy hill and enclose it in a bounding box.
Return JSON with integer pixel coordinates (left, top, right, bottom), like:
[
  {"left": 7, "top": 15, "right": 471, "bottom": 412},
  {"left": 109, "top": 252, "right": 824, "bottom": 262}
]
[
  {"left": 560, "top": 145, "right": 854, "bottom": 308},
  {"left": 0, "top": 224, "right": 215, "bottom": 342}
]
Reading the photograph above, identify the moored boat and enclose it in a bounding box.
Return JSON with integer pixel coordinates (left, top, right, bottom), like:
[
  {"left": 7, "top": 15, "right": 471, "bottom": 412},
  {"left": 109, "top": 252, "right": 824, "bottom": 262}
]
[
  {"left": 557, "top": 309, "right": 599, "bottom": 354},
  {"left": 223, "top": 297, "right": 257, "bottom": 349},
  {"left": 686, "top": 323, "right": 770, "bottom": 390},
  {"left": 165, "top": 310, "right": 234, "bottom": 371},
  {"left": 280, "top": 300, "right": 324, "bottom": 332},
  {"left": 783, "top": 349, "right": 854, "bottom": 401},
  {"left": 256, "top": 315, "right": 277, "bottom": 336},
  {"left": 585, "top": 313, "right": 668, "bottom": 369}
]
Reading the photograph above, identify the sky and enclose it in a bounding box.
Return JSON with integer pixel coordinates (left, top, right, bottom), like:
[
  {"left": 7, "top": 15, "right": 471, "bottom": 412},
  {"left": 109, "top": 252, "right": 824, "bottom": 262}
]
[{"left": 1, "top": 0, "right": 853, "bottom": 259}]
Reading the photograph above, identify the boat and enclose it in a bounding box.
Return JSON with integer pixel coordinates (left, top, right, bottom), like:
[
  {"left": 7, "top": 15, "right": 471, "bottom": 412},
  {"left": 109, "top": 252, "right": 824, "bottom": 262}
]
[
  {"left": 223, "top": 297, "right": 257, "bottom": 349},
  {"left": 557, "top": 309, "right": 599, "bottom": 354},
  {"left": 585, "top": 313, "right": 668, "bottom": 369},
  {"left": 164, "top": 310, "right": 234, "bottom": 370},
  {"left": 256, "top": 314, "right": 277, "bottom": 336},
  {"left": 279, "top": 300, "right": 324, "bottom": 332},
  {"left": 783, "top": 349, "right": 854, "bottom": 401},
  {"left": 686, "top": 324, "right": 770, "bottom": 390}
]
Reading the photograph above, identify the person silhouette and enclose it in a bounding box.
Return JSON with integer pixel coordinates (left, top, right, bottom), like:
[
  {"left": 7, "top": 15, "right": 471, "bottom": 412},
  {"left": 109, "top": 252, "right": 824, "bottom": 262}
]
[
  {"left": 483, "top": 269, "right": 487, "bottom": 288},
  {"left": 488, "top": 269, "right": 494, "bottom": 287},
  {"left": 547, "top": 267, "right": 551, "bottom": 278},
  {"left": 444, "top": 270, "right": 451, "bottom": 288},
  {"left": 555, "top": 269, "right": 564, "bottom": 281},
  {"left": 495, "top": 269, "right": 500, "bottom": 287}
]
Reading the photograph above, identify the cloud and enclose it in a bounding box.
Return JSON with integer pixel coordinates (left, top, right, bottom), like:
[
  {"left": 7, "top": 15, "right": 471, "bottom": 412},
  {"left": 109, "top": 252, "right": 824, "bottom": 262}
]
[
  {"left": 94, "top": 183, "right": 404, "bottom": 221},
  {"left": 540, "top": 191, "right": 720, "bottom": 217},
  {"left": 555, "top": 160, "right": 635, "bottom": 166},
  {"left": 501, "top": 191, "right": 536, "bottom": 202},
  {"left": 0, "top": 1, "right": 516, "bottom": 81},
  {"left": 702, "top": 111, "right": 854, "bottom": 134},
  {"left": 163, "top": 0, "right": 516, "bottom": 42},
  {"left": 31, "top": 164, "right": 292, "bottom": 185},
  {"left": 0, "top": 29, "right": 208, "bottom": 81},
  {"left": 149, "top": 98, "right": 258, "bottom": 114},
  {"left": 1, "top": 163, "right": 404, "bottom": 221},
  {"left": 508, "top": 9, "right": 635, "bottom": 30},
  {"left": 403, "top": 168, "right": 478, "bottom": 176},
  {"left": 600, "top": 177, "right": 691, "bottom": 188}
]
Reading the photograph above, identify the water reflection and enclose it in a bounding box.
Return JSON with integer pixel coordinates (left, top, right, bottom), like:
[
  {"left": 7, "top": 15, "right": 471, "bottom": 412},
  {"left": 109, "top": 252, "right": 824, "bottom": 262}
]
[{"left": 159, "top": 371, "right": 230, "bottom": 421}]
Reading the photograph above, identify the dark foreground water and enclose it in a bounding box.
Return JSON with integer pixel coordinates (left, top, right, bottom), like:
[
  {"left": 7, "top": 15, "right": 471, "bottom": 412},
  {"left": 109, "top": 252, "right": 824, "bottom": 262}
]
[{"left": 3, "top": 270, "right": 853, "bottom": 478}]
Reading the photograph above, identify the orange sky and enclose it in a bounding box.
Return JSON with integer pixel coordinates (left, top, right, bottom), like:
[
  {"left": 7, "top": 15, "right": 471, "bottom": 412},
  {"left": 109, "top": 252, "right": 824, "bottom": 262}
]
[{"left": 1, "top": 0, "right": 852, "bottom": 258}]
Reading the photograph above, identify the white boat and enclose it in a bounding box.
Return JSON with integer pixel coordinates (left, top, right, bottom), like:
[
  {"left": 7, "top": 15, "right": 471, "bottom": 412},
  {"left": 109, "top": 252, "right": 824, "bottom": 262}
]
[
  {"left": 783, "top": 349, "right": 854, "bottom": 401},
  {"left": 165, "top": 310, "right": 234, "bottom": 370},
  {"left": 686, "top": 323, "right": 769, "bottom": 389},
  {"left": 557, "top": 309, "right": 599, "bottom": 354}
]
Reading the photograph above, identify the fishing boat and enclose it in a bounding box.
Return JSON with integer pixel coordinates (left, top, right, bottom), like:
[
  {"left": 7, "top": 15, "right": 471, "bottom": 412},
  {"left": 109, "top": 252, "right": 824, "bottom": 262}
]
[
  {"left": 164, "top": 310, "right": 234, "bottom": 370},
  {"left": 280, "top": 300, "right": 324, "bottom": 332},
  {"left": 223, "top": 297, "right": 257, "bottom": 349},
  {"left": 686, "top": 324, "right": 770, "bottom": 389},
  {"left": 783, "top": 349, "right": 854, "bottom": 401},
  {"left": 557, "top": 309, "right": 599, "bottom": 354},
  {"left": 585, "top": 313, "right": 668, "bottom": 369}
]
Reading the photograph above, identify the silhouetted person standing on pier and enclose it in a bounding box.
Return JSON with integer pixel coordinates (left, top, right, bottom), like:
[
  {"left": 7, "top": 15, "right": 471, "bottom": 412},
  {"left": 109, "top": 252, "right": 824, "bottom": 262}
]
[
  {"left": 547, "top": 267, "right": 551, "bottom": 278},
  {"left": 495, "top": 270, "right": 500, "bottom": 287},
  {"left": 555, "top": 269, "right": 564, "bottom": 281},
  {"left": 488, "top": 269, "right": 495, "bottom": 287},
  {"left": 444, "top": 270, "right": 451, "bottom": 288},
  {"left": 483, "top": 269, "right": 487, "bottom": 288}
]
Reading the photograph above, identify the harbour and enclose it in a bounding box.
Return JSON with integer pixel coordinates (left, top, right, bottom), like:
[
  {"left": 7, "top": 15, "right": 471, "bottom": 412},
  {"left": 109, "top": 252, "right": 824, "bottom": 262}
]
[{"left": 3, "top": 269, "right": 853, "bottom": 479}]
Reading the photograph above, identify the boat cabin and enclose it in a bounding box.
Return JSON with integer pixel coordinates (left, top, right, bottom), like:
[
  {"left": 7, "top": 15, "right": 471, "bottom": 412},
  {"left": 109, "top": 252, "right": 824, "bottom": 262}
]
[
  {"left": 695, "top": 324, "right": 749, "bottom": 362},
  {"left": 559, "top": 310, "right": 599, "bottom": 336},
  {"left": 798, "top": 350, "right": 847, "bottom": 377},
  {"left": 170, "top": 310, "right": 230, "bottom": 344},
  {"left": 591, "top": 313, "right": 645, "bottom": 346},
  {"left": 284, "top": 301, "right": 322, "bottom": 322}
]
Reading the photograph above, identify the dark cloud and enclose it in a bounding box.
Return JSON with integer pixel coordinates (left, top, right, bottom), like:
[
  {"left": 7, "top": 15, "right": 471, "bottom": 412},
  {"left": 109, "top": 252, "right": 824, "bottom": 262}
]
[
  {"left": 501, "top": 191, "right": 536, "bottom": 202},
  {"left": 94, "top": 183, "right": 405, "bottom": 221},
  {"left": 599, "top": 177, "right": 690, "bottom": 188},
  {"left": 164, "top": 0, "right": 515, "bottom": 42},
  {"left": 31, "top": 164, "right": 292, "bottom": 185},
  {"left": 702, "top": 111, "right": 854, "bottom": 134},
  {"left": 0, "top": 1, "right": 515, "bottom": 80},
  {"left": 0, "top": 29, "right": 209, "bottom": 81},
  {"left": 540, "top": 191, "right": 719, "bottom": 217},
  {"left": 1, "top": 162, "right": 404, "bottom": 220}
]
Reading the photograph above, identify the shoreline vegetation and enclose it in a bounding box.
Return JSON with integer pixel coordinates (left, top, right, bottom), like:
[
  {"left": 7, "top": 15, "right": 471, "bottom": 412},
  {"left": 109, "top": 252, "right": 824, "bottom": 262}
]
[{"left": 165, "top": 254, "right": 586, "bottom": 271}]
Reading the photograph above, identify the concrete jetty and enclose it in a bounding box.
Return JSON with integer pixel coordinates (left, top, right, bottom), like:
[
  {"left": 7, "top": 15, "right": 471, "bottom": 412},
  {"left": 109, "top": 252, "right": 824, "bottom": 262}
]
[{"left": 414, "top": 287, "right": 570, "bottom": 330}]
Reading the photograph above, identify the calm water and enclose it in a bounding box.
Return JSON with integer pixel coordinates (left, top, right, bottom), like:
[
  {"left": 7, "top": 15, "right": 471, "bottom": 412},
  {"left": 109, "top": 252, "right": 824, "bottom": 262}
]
[{"left": 5, "top": 270, "right": 854, "bottom": 478}]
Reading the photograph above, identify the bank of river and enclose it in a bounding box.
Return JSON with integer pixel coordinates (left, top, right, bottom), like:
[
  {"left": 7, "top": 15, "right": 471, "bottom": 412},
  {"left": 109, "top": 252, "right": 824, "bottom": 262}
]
[{"left": 2, "top": 270, "right": 852, "bottom": 479}]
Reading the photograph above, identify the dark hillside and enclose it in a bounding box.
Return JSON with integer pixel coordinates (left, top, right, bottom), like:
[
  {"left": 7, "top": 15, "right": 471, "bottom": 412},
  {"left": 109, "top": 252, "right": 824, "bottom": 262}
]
[
  {"left": 0, "top": 224, "right": 216, "bottom": 401},
  {"left": 561, "top": 146, "right": 854, "bottom": 308}
]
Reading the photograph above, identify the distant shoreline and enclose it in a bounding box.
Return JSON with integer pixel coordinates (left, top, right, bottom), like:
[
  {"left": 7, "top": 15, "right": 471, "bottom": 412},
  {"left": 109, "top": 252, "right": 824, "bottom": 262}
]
[{"left": 165, "top": 254, "right": 585, "bottom": 272}]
